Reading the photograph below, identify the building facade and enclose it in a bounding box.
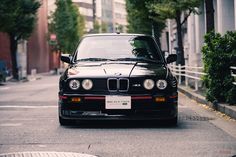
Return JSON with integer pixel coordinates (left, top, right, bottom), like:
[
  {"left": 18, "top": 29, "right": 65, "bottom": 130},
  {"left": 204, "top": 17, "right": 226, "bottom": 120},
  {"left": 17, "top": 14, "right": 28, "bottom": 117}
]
[
  {"left": 113, "top": 0, "right": 127, "bottom": 32},
  {"left": 73, "top": 0, "right": 94, "bottom": 32},
  {"left": 97, "top": 0, "right": 127, "bottom": 33},
  {"left": 27, "top": 0, "right": 50, "bottom": 74},
  {"left": 101, "top": 0, "right": 114, "bottom": 32},
  {"left": 72, "top": 0, "right": 127, "bottom": 33}
]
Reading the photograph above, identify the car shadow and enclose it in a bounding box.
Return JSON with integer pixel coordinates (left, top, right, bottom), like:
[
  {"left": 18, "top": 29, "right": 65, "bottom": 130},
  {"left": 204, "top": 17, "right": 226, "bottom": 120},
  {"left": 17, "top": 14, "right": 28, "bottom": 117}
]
[{"left": 62, "top": 120, "right": 185, "bottom": 129}]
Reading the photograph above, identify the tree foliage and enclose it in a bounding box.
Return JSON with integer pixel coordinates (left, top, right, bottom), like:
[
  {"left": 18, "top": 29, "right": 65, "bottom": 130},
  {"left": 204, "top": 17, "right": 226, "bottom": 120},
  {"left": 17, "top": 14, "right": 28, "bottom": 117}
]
[
  {"left": 77, "top": 11, "right": 85, "bottom": 37},
  {"left": 0, "top": 0, "right": 41, "bottom": 79},
  {"left": 0, "top": 0, "right": 40, "bottom": 40},
  {"left": 151, "top": 0, "right": 200, "bottom": 20},
  {"left": 101, "top": 22, "right": 108, "bottom": 33},
  {"left": 93, "top": 20, "right": 100, "bottom": 33},
  {"left": 150, "top": 0, "right": 201, "bottom": 65},
  {"left": 50, "top": 0, "right": 85, "bottom": 54},
  {"left": 126, "top": 0, "right": 165, "bottom": 45}
]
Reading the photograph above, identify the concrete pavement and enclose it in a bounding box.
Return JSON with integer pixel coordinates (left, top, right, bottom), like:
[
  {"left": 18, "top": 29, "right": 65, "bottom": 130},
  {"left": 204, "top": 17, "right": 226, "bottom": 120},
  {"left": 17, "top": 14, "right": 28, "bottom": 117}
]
[{"left": 178, "top": 85, "right": 236, "bottom": 120}]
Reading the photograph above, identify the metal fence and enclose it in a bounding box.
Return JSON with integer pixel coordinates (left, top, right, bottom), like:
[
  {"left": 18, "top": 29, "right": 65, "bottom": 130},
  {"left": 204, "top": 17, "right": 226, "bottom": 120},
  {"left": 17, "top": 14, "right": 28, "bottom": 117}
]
[
  {"left": 169, "top": 64, "right": 236, "bottom": 89},
  {"left": 231, "top": 66, "right": 236, "bottom": 85},
  {"left": 168, "top": 64, "right": 206, "bottom": 91}
]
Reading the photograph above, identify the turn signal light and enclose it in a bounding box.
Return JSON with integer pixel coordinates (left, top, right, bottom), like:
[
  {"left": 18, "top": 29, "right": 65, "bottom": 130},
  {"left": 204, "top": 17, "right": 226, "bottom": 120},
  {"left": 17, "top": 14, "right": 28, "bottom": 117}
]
[
  {"left": 71, "top": 97, "right": 81, "bottom": 102},
  {"left": 155, "top": 97, "right": 166, "bottom": 102}
]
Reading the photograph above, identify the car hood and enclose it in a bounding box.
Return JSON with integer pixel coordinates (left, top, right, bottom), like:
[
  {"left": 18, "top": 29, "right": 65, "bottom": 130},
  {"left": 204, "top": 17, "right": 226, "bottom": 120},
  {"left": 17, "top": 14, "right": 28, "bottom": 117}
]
[{"left": 67, "top": 61, "right": 167, "bottom": 78}]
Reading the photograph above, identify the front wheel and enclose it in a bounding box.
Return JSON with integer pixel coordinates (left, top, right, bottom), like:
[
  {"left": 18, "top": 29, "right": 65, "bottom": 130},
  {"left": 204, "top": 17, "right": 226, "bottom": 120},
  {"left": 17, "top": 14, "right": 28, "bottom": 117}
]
[
  {"left": 59, "top": 116, "right": 75, "bottom": 126},
  {"left": 167, "top": 116, "right": 178, "bottom": 126}
]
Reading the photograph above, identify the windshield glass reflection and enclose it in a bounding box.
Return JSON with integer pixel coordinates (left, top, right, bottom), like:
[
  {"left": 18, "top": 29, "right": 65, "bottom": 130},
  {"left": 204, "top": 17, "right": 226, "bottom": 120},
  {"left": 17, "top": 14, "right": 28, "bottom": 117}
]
[{"left": 75, "top": 35, "right": 163, "bottom": 62}]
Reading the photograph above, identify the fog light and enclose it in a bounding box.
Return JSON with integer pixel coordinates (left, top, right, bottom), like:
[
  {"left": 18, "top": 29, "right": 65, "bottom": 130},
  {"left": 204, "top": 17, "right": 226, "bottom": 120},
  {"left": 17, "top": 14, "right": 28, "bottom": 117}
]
[
  {"left": 71, "top": 97, "right": 81, "bottom": 102},
  {"left": 155, "top": 97, "right": 166, "bottom": 102}
]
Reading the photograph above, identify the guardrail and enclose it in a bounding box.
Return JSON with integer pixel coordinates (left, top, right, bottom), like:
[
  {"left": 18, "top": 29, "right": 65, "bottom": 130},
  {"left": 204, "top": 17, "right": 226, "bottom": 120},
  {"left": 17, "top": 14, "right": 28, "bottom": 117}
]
[
  {"left": 168, "top": 64, "right": 206, "bottom": 90},
  {"left": 231, "top": 66, "right": 236, "bottom": 85},
  {"left": 169, "top": 64, "right": 236, "bottom": 90}
]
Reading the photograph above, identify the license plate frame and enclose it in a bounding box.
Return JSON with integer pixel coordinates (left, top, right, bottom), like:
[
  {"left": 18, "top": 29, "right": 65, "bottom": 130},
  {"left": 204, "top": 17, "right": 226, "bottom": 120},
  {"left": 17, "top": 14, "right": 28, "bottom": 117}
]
[{"left": 105, "top": 96, "right": 131, "bottom": 109}]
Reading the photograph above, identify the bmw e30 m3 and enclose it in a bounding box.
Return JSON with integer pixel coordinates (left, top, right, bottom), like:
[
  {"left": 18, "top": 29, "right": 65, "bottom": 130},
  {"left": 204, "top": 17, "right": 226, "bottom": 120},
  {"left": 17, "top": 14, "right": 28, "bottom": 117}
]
[{"left": 58, "top": 33, "right": 178, "bottom": 126}]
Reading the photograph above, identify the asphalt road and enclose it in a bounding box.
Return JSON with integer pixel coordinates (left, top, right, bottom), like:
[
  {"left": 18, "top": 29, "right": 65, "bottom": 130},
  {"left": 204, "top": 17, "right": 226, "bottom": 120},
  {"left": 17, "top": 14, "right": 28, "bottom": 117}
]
[{"left": 0, "top": 75, "right": 236, "bottom": 157}]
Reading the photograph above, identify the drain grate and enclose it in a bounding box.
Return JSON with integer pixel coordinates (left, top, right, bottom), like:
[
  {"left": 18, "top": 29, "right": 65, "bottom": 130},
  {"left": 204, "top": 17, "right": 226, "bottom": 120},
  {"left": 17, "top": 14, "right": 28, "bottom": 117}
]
[
  {"left": 179, "top": 115, "right": 215, "bottom": 121},
  {"left": 0, "top": 152, "right": 97, "bottom": 157}
]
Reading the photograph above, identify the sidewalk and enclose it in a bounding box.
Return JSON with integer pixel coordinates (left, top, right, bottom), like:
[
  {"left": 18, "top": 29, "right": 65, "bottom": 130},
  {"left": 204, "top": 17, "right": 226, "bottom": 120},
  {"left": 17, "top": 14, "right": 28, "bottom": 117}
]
[
  {"left": 178, "top": 85, "right": 236, "bottom": 120},
  {"left": 0, "top": 72, "right": 57, "bottom": 86}
]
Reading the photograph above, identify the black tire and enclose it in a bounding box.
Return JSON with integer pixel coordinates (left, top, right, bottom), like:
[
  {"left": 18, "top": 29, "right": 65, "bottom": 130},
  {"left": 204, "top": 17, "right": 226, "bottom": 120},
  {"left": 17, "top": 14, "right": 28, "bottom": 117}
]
[
  {"left": 168, "top": 116, "right": 178, "bottom": 126},
  {"left": 59, "top": 116, "right": 75, "bottom": 126}
]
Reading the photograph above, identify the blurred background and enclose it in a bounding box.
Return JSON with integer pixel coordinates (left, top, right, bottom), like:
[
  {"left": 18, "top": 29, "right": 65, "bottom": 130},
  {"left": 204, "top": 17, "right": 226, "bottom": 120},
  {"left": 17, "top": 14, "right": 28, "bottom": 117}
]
[{"left": 0, "top": 0, "right": 236, "bottom": 84}]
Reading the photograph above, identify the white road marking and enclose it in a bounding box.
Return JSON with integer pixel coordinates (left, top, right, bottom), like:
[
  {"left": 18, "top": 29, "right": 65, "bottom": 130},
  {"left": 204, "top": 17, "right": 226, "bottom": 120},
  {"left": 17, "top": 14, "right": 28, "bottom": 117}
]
[
  {"left": 0, "top": 87, "right": 10, "bottom": 90},
  {"left": 0, "top": 123, "right": 22, "bottom": 127},
  {"left": 38, "top": 145, "right": 47, "bottom": 148},
  {"left": 0, "top": 105, "right": 57, "bottom": 109}
]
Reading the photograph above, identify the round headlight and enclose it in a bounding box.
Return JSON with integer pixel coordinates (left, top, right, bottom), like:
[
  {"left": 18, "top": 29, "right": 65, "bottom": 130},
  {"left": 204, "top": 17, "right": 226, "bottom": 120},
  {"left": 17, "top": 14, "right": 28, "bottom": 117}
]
[
  {"left": 143, "top": 79, "right": 155, "bottom": 90},
  {"left": 156, "top": 80, "right": 167, "bottom": 90},
  {"left": 69, "top": 80, "right": 80, "bottom": 90},
  {"left": 82, "top": 79, "right": 93, "bottom": 90}
]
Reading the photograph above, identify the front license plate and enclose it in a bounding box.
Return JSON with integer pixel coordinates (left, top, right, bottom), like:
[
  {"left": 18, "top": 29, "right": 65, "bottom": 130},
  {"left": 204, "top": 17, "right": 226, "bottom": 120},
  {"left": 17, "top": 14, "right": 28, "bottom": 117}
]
[{"left": 105, "top": 96, "right": 131, "bottom": 109}]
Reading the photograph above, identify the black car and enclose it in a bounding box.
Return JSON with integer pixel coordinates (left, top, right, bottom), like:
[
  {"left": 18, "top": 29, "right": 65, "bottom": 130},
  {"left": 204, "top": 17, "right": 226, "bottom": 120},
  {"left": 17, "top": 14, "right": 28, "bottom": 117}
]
[{"left": 59, "top": 33, "right": 178, "bottom": 126}]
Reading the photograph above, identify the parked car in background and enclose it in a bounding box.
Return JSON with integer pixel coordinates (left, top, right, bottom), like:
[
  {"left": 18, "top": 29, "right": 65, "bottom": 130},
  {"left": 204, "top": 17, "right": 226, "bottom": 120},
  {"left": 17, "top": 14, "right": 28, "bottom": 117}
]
[
  {"left": 0, "top": 60, "right": 9, "bottom": 83},
  {"left": 58, "top": 33, "right": 178, "bottom": 126}
]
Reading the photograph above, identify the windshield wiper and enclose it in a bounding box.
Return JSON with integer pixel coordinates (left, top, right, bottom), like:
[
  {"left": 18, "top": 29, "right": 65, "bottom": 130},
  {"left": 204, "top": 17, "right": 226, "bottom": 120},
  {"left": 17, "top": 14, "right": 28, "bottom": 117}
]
[
  {"left": 76, "top": 58, "right": 112, "bottom": 62},
  {"left": 114, "top": 57, "right": 163, "bottom": 63}
]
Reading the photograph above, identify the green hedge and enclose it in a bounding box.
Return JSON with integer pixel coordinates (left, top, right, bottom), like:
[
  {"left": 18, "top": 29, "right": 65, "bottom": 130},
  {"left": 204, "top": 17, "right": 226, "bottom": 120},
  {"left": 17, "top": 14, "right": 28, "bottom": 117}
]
[{"left": 202, "top": 31, "right": 236, "bottom": 105}]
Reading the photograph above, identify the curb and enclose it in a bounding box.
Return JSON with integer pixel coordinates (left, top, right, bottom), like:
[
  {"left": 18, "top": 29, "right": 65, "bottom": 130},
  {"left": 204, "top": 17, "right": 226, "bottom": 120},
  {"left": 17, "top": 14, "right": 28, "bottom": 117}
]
[{"left": 178, "top": 85, "right": 236, "bottom": 120}]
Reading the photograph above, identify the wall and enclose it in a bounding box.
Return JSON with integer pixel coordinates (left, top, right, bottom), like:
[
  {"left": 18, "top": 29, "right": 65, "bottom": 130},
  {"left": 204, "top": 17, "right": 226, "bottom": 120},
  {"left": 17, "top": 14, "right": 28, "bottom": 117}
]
[
  {"left": 0, "top": 33, "right": 11, "bottom": 69},
  {"left": 216, "top": 0, "right": 235, "bottom": 34},
  {"left": 27, "top": 0, "right": 50, "bottom": 74}
]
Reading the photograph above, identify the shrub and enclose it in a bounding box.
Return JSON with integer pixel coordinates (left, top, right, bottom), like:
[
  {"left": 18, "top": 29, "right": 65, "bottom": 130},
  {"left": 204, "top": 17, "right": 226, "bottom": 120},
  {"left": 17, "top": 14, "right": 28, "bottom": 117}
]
[{"left": 202, "top": 31, "right": 236, "bottom": 105}]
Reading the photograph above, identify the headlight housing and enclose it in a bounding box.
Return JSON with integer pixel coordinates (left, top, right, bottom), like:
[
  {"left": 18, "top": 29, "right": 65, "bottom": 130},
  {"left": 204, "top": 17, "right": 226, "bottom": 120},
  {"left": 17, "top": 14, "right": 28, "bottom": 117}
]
[
  {"left": 143, "top": 79, "right": 155, "bottom": 90},
  {"left": 82, "top": 79, "right": 93, "bottom": 90},
  {"left": 69, "top": 79, "right": 80, "bottom": 90},
  {"left": 156, "top": 80, "right": 167, "bottom": 90}
]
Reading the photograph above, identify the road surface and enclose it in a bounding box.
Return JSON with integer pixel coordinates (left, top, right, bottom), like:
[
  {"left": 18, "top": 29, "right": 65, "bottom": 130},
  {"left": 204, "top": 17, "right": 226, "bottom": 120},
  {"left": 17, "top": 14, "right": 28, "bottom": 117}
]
[{"left": 0, "top": 75, "right": 236, "bottom": 157}]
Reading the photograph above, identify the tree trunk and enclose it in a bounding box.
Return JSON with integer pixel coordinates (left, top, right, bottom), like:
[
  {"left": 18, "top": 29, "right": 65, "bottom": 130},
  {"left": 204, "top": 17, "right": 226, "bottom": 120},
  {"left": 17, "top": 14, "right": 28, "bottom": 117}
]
[
  {"left": 175, "top": 11, "right": 185, "bottom": 66},
  {"left": 9, "top": 34, "right": 19, "bottom": 80},
  {"left": 205, "top": 0, "right": 215, "bottom": 33},
  {"left": 175, "top": 11, "right": 185, "bottom": 82}
]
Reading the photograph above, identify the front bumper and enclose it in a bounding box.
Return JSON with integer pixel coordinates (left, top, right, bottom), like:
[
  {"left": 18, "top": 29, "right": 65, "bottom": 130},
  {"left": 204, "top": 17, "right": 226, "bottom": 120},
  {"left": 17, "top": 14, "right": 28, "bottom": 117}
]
[{"left": 58, "top": 93, "right": 178, "bottom": 120}]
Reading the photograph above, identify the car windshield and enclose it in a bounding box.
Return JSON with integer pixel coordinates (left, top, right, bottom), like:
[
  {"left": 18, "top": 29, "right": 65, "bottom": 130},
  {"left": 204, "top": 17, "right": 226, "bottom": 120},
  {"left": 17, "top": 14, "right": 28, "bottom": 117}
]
[{"left": 75, "top": 35, "right": 164, "bottom": 62}]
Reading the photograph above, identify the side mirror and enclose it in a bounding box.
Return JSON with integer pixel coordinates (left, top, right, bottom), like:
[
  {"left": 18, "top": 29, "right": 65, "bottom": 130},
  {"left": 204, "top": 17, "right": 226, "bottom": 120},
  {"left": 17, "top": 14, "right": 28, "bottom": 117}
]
[
  {"left": 61, "top": 54, "right": 71, "bottom": 64},
  {"left": 166, "top": 54, "right": 177, "bottom": 64}
]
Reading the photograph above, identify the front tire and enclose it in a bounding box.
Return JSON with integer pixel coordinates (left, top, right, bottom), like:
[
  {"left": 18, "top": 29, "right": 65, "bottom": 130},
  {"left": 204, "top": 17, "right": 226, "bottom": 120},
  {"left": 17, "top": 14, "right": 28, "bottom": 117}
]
[
  {"left": 59, "top": 116, "right": 75, "bottom": 126},
  {"left": 168, "top": 116, "right": 178, "bottom": 126}
]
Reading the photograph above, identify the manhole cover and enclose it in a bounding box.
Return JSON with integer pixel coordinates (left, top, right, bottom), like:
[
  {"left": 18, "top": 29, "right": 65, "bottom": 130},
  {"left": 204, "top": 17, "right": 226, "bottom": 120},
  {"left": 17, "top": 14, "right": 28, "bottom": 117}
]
[
  {"left": 179, "top": 115, "right": 215, "bottom": 121},
  {"left": 0, "top": 152, "right": 97, "bottom": 157}
]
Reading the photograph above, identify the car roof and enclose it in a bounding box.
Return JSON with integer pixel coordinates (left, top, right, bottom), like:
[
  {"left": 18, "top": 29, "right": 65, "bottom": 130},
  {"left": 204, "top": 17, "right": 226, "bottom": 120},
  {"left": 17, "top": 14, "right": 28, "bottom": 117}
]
[{"left": 83, "top": 33, "right": 149, "bottom": 38}]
